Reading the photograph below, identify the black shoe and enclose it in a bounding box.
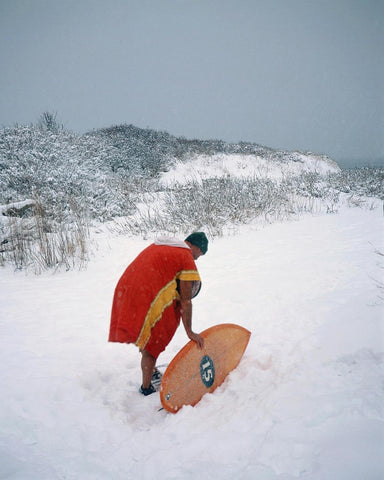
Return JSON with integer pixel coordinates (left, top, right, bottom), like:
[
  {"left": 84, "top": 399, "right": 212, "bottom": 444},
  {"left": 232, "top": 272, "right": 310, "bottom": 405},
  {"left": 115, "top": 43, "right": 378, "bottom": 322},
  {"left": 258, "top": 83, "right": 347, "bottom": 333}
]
[{"left": 139, "top": 384, "right": 156, "bottom": 396}]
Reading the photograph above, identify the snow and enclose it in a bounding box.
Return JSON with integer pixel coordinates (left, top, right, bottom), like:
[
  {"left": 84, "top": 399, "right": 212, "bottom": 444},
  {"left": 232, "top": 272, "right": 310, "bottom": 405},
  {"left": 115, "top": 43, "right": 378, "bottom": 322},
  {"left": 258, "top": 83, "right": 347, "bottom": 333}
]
[
  {"left": 1, "top": 203, "right": 383, "bottom": 478},
  {"left": 160, "top": 153, "right": 340, "bottom": 186}
]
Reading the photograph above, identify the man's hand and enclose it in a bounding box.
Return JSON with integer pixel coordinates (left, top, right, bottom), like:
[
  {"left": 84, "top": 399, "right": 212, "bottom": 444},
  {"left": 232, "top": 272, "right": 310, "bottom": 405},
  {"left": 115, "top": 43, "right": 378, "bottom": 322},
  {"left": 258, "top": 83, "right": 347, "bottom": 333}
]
[
  {"left": 179, "top": 281, "right": 204, "bottom": 349},
  {"left": 188, "top": 331, "right": 204, "bottom": 349}
]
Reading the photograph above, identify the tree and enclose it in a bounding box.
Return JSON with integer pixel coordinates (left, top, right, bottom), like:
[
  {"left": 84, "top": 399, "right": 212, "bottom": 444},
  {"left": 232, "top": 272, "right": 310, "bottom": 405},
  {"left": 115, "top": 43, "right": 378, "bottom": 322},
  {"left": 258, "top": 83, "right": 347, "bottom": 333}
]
[{"left": 37, "top": 112, "right": 62, "bottom": 133}]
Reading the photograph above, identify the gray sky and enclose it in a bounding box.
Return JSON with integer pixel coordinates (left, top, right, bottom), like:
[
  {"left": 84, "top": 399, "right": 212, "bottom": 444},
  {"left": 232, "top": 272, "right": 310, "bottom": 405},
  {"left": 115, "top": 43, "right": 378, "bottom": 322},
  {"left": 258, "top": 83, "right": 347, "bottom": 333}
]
[{"left": 0, "top": 0, "right": 382, "bottom": 167}]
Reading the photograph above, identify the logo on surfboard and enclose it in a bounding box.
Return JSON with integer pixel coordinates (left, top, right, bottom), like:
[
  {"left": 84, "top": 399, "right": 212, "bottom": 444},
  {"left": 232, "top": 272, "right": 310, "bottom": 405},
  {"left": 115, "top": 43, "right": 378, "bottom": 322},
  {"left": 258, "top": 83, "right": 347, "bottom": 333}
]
[{"left": 200, "top": 355, "right": 215, "bottom": 388}]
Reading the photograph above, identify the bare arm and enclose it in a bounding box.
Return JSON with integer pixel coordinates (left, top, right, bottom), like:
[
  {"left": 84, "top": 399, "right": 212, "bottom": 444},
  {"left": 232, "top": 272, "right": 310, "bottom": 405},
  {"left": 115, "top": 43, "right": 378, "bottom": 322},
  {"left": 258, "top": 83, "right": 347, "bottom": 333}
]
[{"left": 178, "top": 280, "right": 204, "bottom": 349}]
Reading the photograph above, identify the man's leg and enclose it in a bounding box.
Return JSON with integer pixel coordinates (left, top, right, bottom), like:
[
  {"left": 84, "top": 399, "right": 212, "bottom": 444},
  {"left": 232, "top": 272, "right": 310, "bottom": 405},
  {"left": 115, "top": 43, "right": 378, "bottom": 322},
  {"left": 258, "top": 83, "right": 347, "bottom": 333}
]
[{"left": 141, "top": 349, "right": 156, "bottom": 389}]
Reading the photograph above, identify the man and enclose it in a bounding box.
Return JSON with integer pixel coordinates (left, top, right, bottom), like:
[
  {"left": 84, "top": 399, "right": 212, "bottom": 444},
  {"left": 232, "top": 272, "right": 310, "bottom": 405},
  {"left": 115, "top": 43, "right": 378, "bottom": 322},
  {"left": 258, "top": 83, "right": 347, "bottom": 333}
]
[{"left": 109, "top": 232, "right": 208, "bottom": 396}]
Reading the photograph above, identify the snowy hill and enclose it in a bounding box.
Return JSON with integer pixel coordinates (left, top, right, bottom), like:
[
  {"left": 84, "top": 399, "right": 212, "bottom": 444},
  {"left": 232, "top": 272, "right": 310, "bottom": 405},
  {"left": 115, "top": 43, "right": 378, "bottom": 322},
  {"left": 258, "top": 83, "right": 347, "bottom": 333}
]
[
  {"left": 160, "top": 151, "right": 340, "bottom": 186},
  {"left": 0, "top": 121, "right": 339, "bottom": 218}
]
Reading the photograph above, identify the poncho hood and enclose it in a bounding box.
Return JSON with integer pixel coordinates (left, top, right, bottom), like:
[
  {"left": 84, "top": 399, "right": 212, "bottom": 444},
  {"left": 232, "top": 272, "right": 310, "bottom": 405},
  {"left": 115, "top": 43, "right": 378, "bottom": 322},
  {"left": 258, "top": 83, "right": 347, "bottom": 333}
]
[{"left": 154, "top": 236, "right": 191, "bottom": 250}]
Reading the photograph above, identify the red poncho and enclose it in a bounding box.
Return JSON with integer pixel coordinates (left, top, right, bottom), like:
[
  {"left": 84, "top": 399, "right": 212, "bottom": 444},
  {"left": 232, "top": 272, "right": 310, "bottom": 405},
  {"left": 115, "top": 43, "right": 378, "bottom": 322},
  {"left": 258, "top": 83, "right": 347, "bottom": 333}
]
[{"left": 109, "top": 242, "right": 201, "bottom": 358}]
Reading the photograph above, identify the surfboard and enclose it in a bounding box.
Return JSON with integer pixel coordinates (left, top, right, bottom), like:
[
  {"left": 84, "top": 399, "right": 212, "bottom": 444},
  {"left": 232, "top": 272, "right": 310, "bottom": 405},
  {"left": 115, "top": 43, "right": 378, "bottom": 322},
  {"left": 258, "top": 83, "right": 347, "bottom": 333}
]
[{"left": 160, "top": 323, "right": 251, "bottom": 413}]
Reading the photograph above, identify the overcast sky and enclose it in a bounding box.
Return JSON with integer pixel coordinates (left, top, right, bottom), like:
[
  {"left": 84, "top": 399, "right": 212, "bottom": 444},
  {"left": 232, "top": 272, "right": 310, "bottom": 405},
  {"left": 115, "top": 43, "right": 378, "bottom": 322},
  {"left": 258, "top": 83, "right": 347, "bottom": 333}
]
[{"left": 0, "top": 0, "right": 382, "bottom": 167}]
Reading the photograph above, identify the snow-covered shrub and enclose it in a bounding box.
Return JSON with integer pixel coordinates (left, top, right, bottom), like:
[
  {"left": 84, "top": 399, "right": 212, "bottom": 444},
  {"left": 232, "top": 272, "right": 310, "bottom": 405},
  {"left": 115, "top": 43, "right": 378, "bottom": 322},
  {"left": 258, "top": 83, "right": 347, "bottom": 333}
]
[
  {"left": 0, "top": 124, "right": 139, "bottom": 220},
  {"left": 0, "top": 117, "right": 381, "bottom": 271},
  {"left": 164, "top": 177, "right": 290, "bottom": 234},
  {"left": 0, "top": 197, "right": 89, "bottom": 273},
  {"left": 281, "top": 172, "right": 340, "bottom": 213},
  {"left": 37, "top": 111, "right": 63, "bottom": 133},
  {"left": 87, "top": 124, "right": 175, "bottom": 177},
  {"left": 328, "top": 167, "right": 384, "bottom": 200},
  {"left": 113, "top": 177, "right": 292, "bottom": 237}
]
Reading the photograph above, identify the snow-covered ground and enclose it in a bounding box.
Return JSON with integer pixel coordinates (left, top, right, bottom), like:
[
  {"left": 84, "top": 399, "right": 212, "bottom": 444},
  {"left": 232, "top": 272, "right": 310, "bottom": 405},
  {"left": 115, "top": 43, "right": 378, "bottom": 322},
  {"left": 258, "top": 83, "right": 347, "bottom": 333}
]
[
  {"left": 1, "top": 202, "right": 383, "bottom": 479},
  {"left": 160, "top": 153, "right": 340, "bottom": 186}
]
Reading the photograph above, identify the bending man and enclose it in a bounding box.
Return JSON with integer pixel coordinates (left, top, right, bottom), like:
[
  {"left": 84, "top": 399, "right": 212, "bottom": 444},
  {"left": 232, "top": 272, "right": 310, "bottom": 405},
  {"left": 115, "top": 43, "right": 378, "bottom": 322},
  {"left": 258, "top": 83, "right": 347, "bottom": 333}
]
[{"left": 109, "top": 232, "right": 208, "bottom": 395}]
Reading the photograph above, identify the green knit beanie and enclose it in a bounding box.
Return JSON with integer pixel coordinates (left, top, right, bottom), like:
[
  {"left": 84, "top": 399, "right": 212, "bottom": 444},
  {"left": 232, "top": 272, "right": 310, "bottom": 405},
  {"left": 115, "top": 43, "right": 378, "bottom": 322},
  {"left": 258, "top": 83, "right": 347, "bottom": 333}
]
[{"left": 185, "top": 232, "right": 208, "bottom": 255}]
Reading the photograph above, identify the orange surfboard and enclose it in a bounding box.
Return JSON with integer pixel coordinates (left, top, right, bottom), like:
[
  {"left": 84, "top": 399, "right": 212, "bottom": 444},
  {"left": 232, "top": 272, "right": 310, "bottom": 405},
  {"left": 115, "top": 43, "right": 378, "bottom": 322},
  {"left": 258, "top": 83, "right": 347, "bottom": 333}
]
[{"left": 160, "top": 323, "right": 251, "bottom": 413}]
